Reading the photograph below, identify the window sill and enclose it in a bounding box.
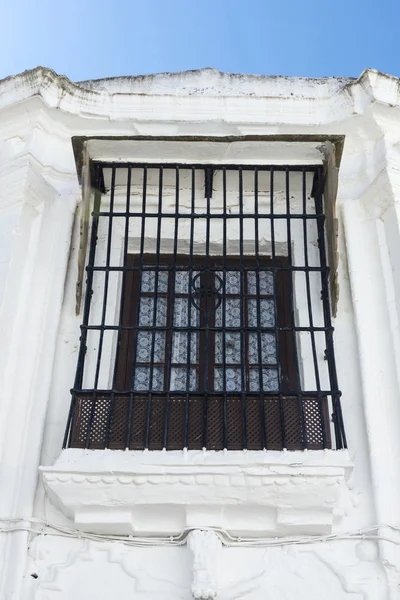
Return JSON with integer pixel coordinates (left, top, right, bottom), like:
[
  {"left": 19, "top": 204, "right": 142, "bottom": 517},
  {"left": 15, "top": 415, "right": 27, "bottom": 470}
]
[{"left": 40, "top": 449, "right": 353, "bottom": 537}]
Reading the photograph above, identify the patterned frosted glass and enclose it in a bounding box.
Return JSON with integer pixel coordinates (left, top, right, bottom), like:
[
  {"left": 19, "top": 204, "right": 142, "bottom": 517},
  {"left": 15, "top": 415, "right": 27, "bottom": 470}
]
[
  {"left": 217, "top": 271, "right": 241, "bottom": 294},
  {"left": 136, "top": 331, "right": 165, "bottom": 363},
  {"left": 215, "top": 332, "right": 241, "bottom": 364},
  {"left": 173, "top": 297, "right": 199, "bottom": 327},
  {"left": 138, "top": 297, "right": 167, "bottom": 327},
  {"left": 170, "top": 367, "right": 198, "bottom": 391},
  {"left": 247, "top": 299, "right": 275, "bottom": 328},
  {"left": 134, "top": 266, "right": 278, "bottom": 393},
  {"left": 249, "top": 368, "right": 279, "bottom": 392},
  {"left": 141, "top": 270, "right": 169, "bottom": 293},
  {"left": 248, "top": 333, "right": 276, "bottom": 364},
  {"left": 247, "top": 271, "right": 274, "bottom": 295},
  {"left": 171, "top": 331, "right": 199, "bottom": 363},
  {"left": 174, "top": 271, "right": 200, "bottom": 294},
  {"left": 134, "top": 366, "right": 164, "bottom": 391},
  {"left": 215, "top": 298, "right": 241, "bottom": 327},
  {"left": 214, "top": 367, "right": 242, "bottom": 392},
  {"left": 214, "top": 366, "right": 278, "bottom": 393}
]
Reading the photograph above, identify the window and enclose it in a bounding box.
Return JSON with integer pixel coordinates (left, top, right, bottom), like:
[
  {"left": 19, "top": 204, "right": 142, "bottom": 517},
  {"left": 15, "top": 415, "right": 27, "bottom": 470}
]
[
  {"left": 116, "top": 255, "right": 291, "bottom": 395},
  {"left": 65, "top": 163, "right": 346, "bottom": 452}
]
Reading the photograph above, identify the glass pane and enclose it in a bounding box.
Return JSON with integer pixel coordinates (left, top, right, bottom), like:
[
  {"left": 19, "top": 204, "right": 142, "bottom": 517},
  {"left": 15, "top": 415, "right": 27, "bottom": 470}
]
[
  {"left": 248, "top": 333, "right": 277, "bottom": 364},
  {"left": 175, "top": 271, "right": 188, "bottom": 294},
  {"left": 136, "top": 331, "right": 165, "bottom": 363},
  {"left": 171, "top": 331, "right": 199, "bottom": 363},
  {"left": 175, "top": 270, "right": 200, "bottom": 294},
  {"left": 141, "top": 270, "right": 169, "bottom": 293},
  {"left": 247, "top": 271, "right": 274, "bottom": 295},
  {"left": 247, "top": 299, "right": 275, "bottom": 328},
  {"left": 134, "top": 366, "right": 164, "bottom": 391},
  {"left": 249, "top": 368, "right": 279, "bottom": 392},
  {"left": 138, "top": 297, "right": 168, "bottom": 327},
  {"left": 170, "top": 367, "right": 198, "bottom": 391},
  {"left": 216, "top": 271, "right": 241, "bottom": 294},
  {"left": 215, "top": 298, "right": 241, "bottom": 327},
  {"left": 215, "top": 332, "right": 241, "bottom": 364},
  {"left": 214, "top": 367, "right": 242, "bottom": 392},
  {"left": 173, "top": 297, "right": 199, "bottom": 327}
]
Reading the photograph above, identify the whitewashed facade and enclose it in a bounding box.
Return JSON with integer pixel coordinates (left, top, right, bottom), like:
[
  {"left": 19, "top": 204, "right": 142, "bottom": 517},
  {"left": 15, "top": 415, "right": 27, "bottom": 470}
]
[{"left": 0, "top": 66, "right": 400, "bottom": 599}]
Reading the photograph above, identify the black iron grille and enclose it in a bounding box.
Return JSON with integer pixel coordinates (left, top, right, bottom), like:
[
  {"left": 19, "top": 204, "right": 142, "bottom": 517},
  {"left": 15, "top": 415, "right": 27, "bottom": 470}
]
[{"left": 64, "top": 163, "right": 346, "bottom": 451}]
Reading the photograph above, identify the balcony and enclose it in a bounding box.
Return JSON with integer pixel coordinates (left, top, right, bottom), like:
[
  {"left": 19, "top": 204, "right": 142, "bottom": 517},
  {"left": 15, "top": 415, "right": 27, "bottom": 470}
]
[{"left": 63, "top": 162, "right": 346, "bottom": 453}]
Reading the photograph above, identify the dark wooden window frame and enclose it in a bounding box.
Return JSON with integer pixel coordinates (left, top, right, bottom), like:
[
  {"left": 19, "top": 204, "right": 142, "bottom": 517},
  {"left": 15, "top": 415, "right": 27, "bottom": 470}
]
[{"left": 116, "top": 254, "right": 295, "bottom": 393}]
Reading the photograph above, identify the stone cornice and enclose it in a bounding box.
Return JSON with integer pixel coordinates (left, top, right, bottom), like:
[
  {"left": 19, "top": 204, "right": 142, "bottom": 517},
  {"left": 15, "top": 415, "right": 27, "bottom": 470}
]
[
  {"left": 1, "top": 67, "right": 399, "bottom": 125},
  {"left": 40, "top": 449, "right": 353, "bottom": 537}
]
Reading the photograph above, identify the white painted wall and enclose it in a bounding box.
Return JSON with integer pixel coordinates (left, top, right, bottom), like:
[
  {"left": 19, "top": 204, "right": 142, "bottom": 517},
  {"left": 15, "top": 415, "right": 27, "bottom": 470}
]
[{"left": 1, "top": 67, "right": 400, "bottom": 598}]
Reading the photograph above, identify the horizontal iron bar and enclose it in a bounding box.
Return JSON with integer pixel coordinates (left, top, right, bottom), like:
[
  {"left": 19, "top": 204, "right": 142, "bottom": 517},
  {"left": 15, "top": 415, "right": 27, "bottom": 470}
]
[
  {"left": 130, "top": 362, "right": 279, "bottom": 367},
  {"left": 72, "top": 388, "right": 341, "bottom": 397},
  {"left": 93, "top": 162, "right": 322, "bottom": 172},
  {"left": 95, "top": 212, "right": 324, "bottom": 220},
  {"left": 86, "top": 265, "right": 330, "bottom": 273},
  {"left": 81, "top": 324, "right": 333, "bottom": 332}
]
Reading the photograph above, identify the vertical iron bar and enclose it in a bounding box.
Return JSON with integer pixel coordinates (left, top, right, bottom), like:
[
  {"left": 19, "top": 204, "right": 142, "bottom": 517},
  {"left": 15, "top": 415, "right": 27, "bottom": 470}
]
[
  {"left": 254, "top": 168, "right": 267, "bottom": 450},
  {"left": 202, "top": 167, "right": 211, "bottom": 449},
  {"left": 108, "top": 166, "right": 131, "bottom": 448},
  {"left": 204, "top": 167, "right": 213, "bottom": 199},
  {"left": 128, "top": 166, "right": 148, "bottom": 448},
  {"left": 222, "top": 167, "right": 228, "bottom": 449},
  {"left": 164, "top": 166, "right": 180, "bottom": 449},
  {"left": 314, "top": 168, "right": 346, "bottom": 449},
  {"left": 146, "top": 166, "right": 163, "bottom": 449},
  {"left": 270, "top": 169, "right": 286, "bottom": 449},
  {"left": 238, "top": 167, "right": 247, "bottom": 449},
  {"left": 184, "top": 167, "right": 196, "bottom": 448},
  {"left": 87, "top": 166, "right": 116, "bottom": 448},
  {"left": 285, "top": 168, "right": 307, "bottom": 449},
  {"left": 302, "top": 168, "right": 326, "bottom": 448}
]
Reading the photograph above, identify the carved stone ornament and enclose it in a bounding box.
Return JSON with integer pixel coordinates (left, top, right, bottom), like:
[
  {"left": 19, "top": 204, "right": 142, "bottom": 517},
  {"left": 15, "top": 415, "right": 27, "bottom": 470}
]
[{"left": 187, "top": 529, "right": 221, "bottom": 599}]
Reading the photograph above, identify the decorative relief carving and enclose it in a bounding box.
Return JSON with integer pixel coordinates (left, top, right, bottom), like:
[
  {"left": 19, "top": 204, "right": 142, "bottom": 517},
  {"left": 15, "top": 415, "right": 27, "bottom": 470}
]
[
  {"left": 218, "top": 544, "right": 387, "bottom": 600},
  {"left": 28, "top": 536, "right": 190, "bottom": 600},
  {"left": 187, "top": 530, "right": 221, "bottom": 599},
  {"left": 43, "top": 471, "right": 344, "bottom": 487},
  {"left": 25, "top": 532, "right": 388, "bottom": 600},
  {"left": 302, "top": 545, "right": 388, "bottom": 600}
]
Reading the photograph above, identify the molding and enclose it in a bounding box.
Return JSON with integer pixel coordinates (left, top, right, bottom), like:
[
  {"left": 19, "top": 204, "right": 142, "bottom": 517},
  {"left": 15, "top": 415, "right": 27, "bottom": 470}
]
[
  {"left": 0, "top": 156, "right": 57, "bottom": 209},
  {"left": 40, "top": 449, "right": 353, "bottom": 537},
  {"left": 1, "top": 67, "right": 400, "bottom": 126},
  {"left": 72, "top": 135, "right": 345, "bottom": 180}
]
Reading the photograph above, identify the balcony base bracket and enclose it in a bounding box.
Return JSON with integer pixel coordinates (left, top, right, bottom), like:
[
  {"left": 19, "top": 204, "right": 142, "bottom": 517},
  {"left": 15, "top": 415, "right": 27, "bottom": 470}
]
[{"left": 40, "top": 448, "right": 353, "bottom": 538}]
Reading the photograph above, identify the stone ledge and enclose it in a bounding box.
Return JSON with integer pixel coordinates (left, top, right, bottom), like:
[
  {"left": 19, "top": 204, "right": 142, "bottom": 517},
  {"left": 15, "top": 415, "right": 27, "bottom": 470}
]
[{"left": 40, "top": 449, "right": 353, "bottom": 537}]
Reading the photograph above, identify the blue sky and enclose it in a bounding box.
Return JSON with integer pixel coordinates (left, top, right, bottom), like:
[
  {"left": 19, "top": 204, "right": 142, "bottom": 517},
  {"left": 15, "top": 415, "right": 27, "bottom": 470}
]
[{"left": 1, "top": 0, "right": 399, "bottom": 82}]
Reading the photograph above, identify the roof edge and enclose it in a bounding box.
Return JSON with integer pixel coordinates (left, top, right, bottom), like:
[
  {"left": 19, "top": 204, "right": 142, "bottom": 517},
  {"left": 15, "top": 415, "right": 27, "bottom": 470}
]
[{"left": 0, "top": 66, "right": 399, "bottom": 119}]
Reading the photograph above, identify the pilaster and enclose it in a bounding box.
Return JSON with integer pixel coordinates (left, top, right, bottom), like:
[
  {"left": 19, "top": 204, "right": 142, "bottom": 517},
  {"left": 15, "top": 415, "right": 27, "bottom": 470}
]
[
  {"left": 341, "top": 171, "right": 400, "bottom": 596},
  {"left": 0, "top": 157, "right": 76, "bottom": 598}
]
